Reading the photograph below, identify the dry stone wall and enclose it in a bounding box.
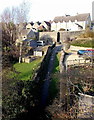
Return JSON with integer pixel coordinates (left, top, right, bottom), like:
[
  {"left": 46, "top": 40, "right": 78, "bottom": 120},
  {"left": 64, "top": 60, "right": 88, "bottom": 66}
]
[{"left": 39, "top": 31, "right": 84, "bottom": 43}]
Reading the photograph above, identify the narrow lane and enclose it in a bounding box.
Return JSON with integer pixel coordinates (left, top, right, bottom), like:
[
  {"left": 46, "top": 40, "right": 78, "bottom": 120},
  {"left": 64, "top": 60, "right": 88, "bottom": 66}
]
[{"left": 40, "top": 45, "right": 62, "bottom": 108}]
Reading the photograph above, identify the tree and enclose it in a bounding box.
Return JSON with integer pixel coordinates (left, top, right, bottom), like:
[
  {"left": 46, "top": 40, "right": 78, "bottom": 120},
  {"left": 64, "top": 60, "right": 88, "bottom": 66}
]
[
  {"left": 2, "top": 22, "right": 20, "bottom": 66},
  {"left": 1, "top": 0, "right": 31, "bottom": 65},
  {"left": 16, "top": 0, "right": 31, "bottom": 23},
  {"left": 0, "top": 7, "right": 17, "bottom": 23},
  {"left": 0, "top": 0, "right": 31, "bottom": 24}
]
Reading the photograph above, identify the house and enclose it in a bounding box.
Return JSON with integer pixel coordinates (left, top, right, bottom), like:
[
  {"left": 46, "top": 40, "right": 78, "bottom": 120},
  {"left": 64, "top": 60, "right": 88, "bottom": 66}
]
[
  {"left": 92, "top": 1, "right": 94, "bottom": 21},
  {"left": 24, "top": 39, "right": 37, "bottom": 48},
  {"left": 26, "top": 22, "right": 34, "bottom": 30},
  {"left": 25, "top": 21, "right": 51, "bottom": 32},
  {"left": 20, "top": 29, "right": 35, "bottom": 40},
  {"left": 33, "top": 21, "right": 41, "bottom": 31},
  {"left": 16, "top": 28, "right": 36, "bottom": 46},
  {"left": 91, "top": 21, "right": 94, "bottom": 30},
  {"left": 51, "top": 13, "right": 91, "bottom": 31},
  {"left": 40, "top": 21, "right": 51, "bottom": 31},
  {"left": 37, "top": 25, "right": 46, "bottom": 32},
  {"left": 34, "top": 47, "right": 44, "bottom": 56},
  {"left": 17, "top": 22, "right": 27, "bottom": 32}
]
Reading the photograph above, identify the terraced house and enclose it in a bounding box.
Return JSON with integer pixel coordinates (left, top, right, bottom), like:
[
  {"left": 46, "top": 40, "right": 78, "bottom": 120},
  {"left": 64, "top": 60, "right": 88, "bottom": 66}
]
[{"left": 51, "top": 13, "right": 91, "bottom": 31}]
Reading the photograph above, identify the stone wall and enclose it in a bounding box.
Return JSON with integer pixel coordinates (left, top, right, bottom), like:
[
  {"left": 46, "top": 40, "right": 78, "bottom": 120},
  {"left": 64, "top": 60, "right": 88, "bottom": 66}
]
[
  {"left": 39, "top": 31, "right": 84, "bottom": 43},
  {"left": 39, "top": 32, "right": 57, "bottom": 43},
  {"left": 78, "top": 93, "right": 94, "bottom": 119},
  {"left": 33, "top": 43, "right": 56, "bottom": 82},
  {"left": 60, "top": 31, "right": 84, "bottom": 43}
]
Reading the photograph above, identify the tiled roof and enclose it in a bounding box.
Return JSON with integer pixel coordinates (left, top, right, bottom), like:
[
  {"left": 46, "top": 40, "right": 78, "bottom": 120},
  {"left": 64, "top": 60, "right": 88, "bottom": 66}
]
[
  {"left": 53, "top": 13, "right": 90, "bottom": 23},
  {"left": 38, "top": 25, "right": 46, "bottom": 30},
  {"left": 20, "top": 29, "right": 31, "bottom": 36},
  {"left": 30, "top": 22, "right": 34, "bottom": 26},
  {"left": 44, "top": 21, "right": 51, "bottom": 26}
]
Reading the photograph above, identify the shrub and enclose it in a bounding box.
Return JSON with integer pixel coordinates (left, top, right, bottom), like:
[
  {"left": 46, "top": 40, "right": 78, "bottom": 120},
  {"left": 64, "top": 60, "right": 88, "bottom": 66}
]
[
  {"left": 71, "top": 38, "right": 94, "bottom": 48},
  {"left": 79, "top": 30, "right": 94, "bottom": 38}
]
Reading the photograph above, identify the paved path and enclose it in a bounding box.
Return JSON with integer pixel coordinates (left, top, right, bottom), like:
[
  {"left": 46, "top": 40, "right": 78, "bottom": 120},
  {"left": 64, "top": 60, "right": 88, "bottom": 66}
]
[{"left": 40, "top": 45, "right": 62, "bottom": 108}]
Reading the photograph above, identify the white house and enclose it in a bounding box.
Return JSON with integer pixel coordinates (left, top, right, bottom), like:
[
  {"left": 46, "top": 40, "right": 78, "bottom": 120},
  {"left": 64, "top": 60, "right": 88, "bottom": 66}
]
[
  {"left": 33, "top": 21, "right": 41, "bottom": 31},
  {"left": 92, "top": 1, "right": 94, "bottom": 21},
  {"left": 40, "top": 21, "right": 51, "bottom": 31},
  {"left": 51, "top": 13, "right": 91, "bottom": 31},
  {"left": 26, "top": 22, "right": 34, "bottom": 30}
]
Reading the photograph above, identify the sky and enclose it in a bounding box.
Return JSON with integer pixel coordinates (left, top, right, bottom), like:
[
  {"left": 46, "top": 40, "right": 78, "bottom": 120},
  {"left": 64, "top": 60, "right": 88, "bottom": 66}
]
[{"left": 0, "top": 0, "right": 94, "bottom": 22}]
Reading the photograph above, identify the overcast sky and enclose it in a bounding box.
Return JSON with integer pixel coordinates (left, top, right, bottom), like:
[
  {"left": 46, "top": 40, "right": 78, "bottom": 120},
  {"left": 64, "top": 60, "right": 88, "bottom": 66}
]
[{"left": 0, "top": 0, "right": 93, "bottom": 22}]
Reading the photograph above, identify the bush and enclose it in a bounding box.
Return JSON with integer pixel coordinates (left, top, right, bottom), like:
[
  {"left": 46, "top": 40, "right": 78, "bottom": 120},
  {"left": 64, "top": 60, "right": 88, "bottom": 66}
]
[
  {"left": 79, "top": 30, "right": 94, "bottom": 38},
  {"left": 71, "top": 38, "right": 94, "bottom": 48}
]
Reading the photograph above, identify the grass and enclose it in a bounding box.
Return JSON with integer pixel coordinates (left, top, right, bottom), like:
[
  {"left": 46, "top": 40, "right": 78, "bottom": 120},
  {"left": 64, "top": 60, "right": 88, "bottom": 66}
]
[
  {"left": 71, "top": 38, "right": 94, "bottom": 48},
  {"left": 9, "top": 57, "right": 43, "bottom": 81},
  {"left": 52, "top": 52, "right": 60, "bottom": 73}
]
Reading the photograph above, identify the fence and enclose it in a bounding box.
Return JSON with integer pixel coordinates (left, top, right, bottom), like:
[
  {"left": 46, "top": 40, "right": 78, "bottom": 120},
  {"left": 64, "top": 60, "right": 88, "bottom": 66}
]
[
  {"left": 65, "top": 58, "right": 94, "bottom": 119},
  {"left": 66, "top": 59, "right": 92, "bottom": 67}
]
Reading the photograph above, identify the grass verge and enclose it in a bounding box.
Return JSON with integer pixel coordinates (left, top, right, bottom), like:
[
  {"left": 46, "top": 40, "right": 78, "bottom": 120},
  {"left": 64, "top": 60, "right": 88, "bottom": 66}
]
[
  {"left": 71, "top": 38, "right": 94, "bottom": 48},
  {"left": 8, "top": 57, "right": 43, "bottom": 81}
]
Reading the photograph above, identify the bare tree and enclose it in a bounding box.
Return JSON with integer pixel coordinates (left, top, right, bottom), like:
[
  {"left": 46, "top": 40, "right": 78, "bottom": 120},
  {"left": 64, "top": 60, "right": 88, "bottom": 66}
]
[
  {"left": 0, "top": 0, "right": 31, "bottom": 24},
  {"left": 1, "top": 8, "right": 12, "bottom": 23},
  {"left": 16, "top": 0, "right": 31, "bottom": 23}
]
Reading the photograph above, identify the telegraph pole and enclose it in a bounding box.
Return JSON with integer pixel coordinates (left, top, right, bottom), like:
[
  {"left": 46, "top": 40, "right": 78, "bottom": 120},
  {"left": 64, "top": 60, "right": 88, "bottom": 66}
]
[{"left": 19, "top": 41, "right": 22, "bottom": 63}]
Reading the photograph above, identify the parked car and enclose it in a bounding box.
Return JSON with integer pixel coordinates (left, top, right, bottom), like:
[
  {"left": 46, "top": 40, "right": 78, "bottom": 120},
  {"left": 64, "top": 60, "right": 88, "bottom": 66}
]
[
  {"left": 77, "top": 50, "right": 86, "bottom": 55},
  {"left": 37, "top": 41, "right": 45, "bottom": 46},
  {"left": 77, "top": 49, "right": 94, "bottom": 55}
]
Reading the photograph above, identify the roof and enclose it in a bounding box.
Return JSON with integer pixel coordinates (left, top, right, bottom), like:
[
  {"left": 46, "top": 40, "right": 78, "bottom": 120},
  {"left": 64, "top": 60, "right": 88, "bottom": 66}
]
[
  {"left": 38, "top": 25, "right": 46, "bottom": 30},
  {"left": 20, "top": 29, "right": 30, "bottom": 36},
  {"left": 36, "top": 21, "right": 41, "bottom": 25},
  {"left": 20, "top": 29, "right": 35, "bottom": 38},
  {"left": 30, "top": 22, "right": 34, "bottom": 26},
  {"left": 18, "top": 22, "right": 27, "bottom": 29},
  {"left": 75, "top": 23, "right": 83, "bottom": 28},
  {"left": 44, "top": 21, "right": 51, "bottom": 26},
  {"left": 53, "top": 13, "right": 90, "bottom": 23}
]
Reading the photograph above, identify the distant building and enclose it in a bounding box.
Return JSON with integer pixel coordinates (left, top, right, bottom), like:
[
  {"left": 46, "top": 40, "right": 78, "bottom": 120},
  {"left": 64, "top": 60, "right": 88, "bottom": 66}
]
[
  {"left": 16, "top": 28, "right": 36, "bottom": 46},
  {"left": 40, "top": 21, "right": 51, "bottom": 31},
  {"left": 26, "top": 22, "right": 34, "bottom": 30},
  {"left": 51, "top": 13, "right": 91, "bottom": 31},
  {"left": 33, "top": 21, "right": 41, "bottom": 31},
  {"left": 92, "top": 1, "right": 94, "bottom": 21}
]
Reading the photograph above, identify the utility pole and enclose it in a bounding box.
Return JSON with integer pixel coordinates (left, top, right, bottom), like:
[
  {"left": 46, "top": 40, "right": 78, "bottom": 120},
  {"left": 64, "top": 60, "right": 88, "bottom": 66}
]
[
  {"left": 19, "top": 41, "right": 22, "bottom": 63},
  {"left": 19, "top": 32, "right": 23, "bottom": 63}
]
